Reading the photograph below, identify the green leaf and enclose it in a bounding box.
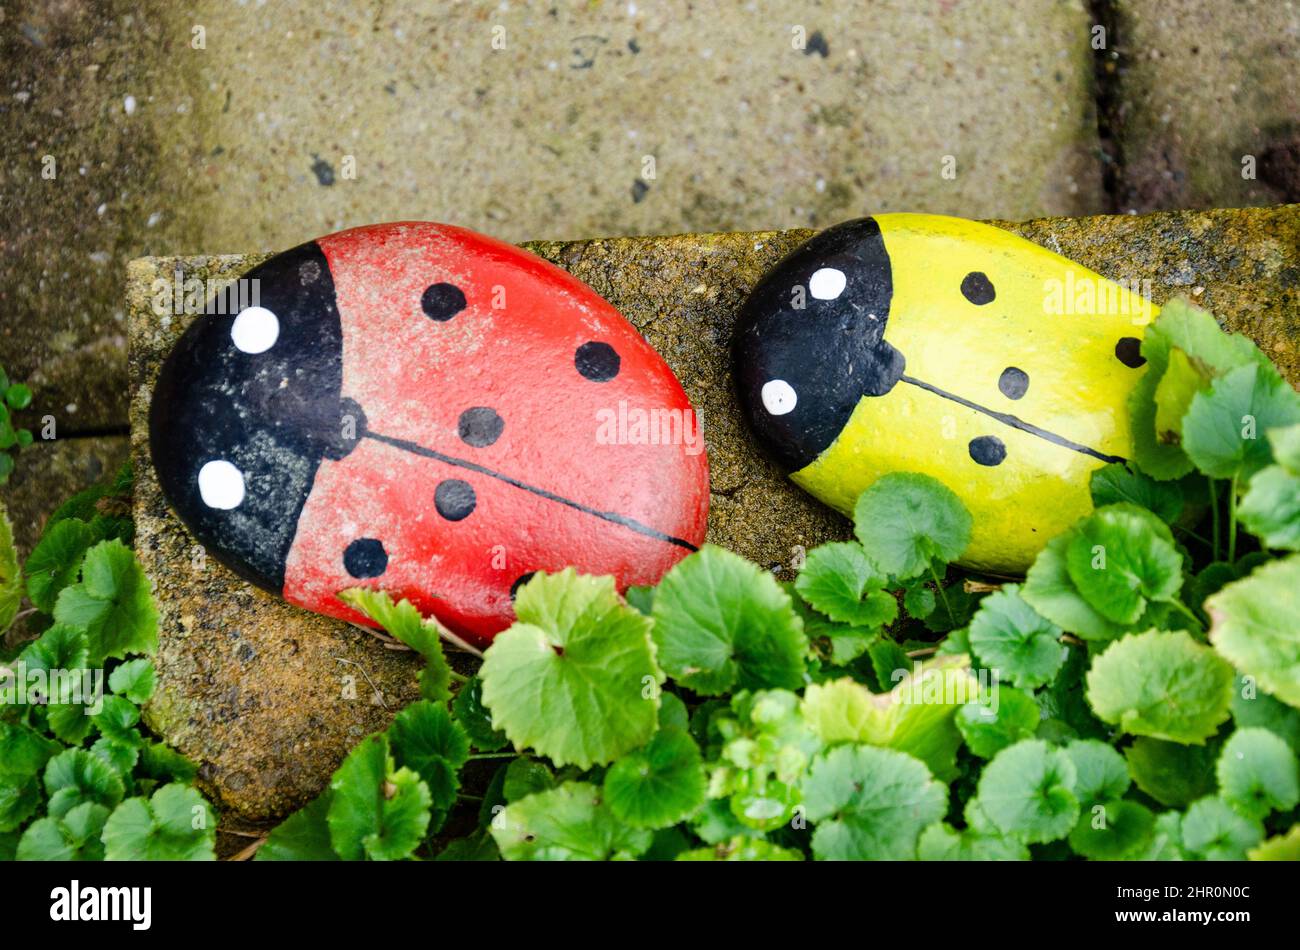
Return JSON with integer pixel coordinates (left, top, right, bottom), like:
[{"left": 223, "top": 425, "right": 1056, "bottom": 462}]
[
  {"left": 866, "top": 639, "right": 912, "bottom": 688},
  {"left": 802, "top": 659, "right": 975, "bottom": 781},
  {"left": 676, "top": 836, "right": 804, "bottom": 861},
  {"left": 967, "top": 585, "right": 1065, "bottom": 689},
  {"left": 603, "top": 727, "right": 705, "bottom": 829},
  {"left": 1215, "top": 727, "right": 1299, "bottom": 820},
  {"left": 52, "top": 539, "right": 158, "bottom": 663},
  {"left": 337, "top": 589, "right": 451, "bottom": 703},
  {"left": 794, "top": 542, "right": 897, "bottom": 628},
  {"left": 1068, "top": 800, "right": 1156, "bottom": 860},
  {"left": 955, "top": 686, "right": 1040, "bottom": 759},
  {"left": 917, "top": 822, "right": 1028, "bottom": 860},
  {"left": 257, "top": 794, "right": 338, "bottom": 861},
  {"left": 92, "top": 695, "right": 141, "bottom": 742},
  {"left": 853, "top": 473, "right": 972, "bottom": 579},
  {"left": 1231, "top": 675, "right": 1300, "bottom": 753},
  {"left": 794, "top": 596, "right": 876, "bottom": 666},
  {"left": 24, "top": 518, "right": 95, "bottom": 614},
  {"left": 1183, "top": 362, "right": 1300, "bottom": 481},
  {"left": 1128, "top": 299, "right": 1268, "bottom": 479},
  {"left": 108, "top": 658, "right": 156, "bottom": 704},
  {"left": 43, "top": 748, "right": 124, "bottom": 818},
  {"left": 452, "top": 675, "right": 507, "bottom": 751},
  {"left": 1065, "top": 505, "right": 1183, "bottom": 626},
  {"left": 326, "top": 734, "right": 432, "bottom": 861},
  {"left": 1062, "top": 739, "right": 1130, "bottom": 808},
  {"left": 1125, "top": 737, "right": 1218, "bottom": 808},
  {"left": 1209, "top": 556, "right": 1300, "bottom": 707},
  {"left": 0, "top": 778, "right": 41, "bottom": 833},
  {"left": 436, "top": 831, "right": 500, "bottom": 861},
  {"left": 973, "top": 740, "right": 1079, "bottom": 844},
  {"left": 491, "top": 781, "right": 653, "bottom": 861},
  {"left": 1180, "top": 796, "right": 1263, "bottom": 860},
  {"left": 1269, "top": 423, "right": 1300, "bottom": 472},
  {"left": 0, "top": 722, "right": 60, "bottom": 782},
  {"left": 903, "top": 581, "right": 937, "bottom": 620},
  {"left": 102, "top": 783, "right": 216, "bottom": 860},
  {"left": 17, "top": 802, "right": 109, "bottom": 861},
  {"left": 709, "top": 689, "right": 820, "bottom": 830},
  {"left": 1022, "top": 530, "right": 1128, "bottom": 641},
  {"left": 1237, "top": 465, "right": 1300, "bottom": 550},
  {"left": 658, "top": 691, "right": 690, "bottom": 731},
  {"left": 1086, "top": 630, "right": 1234, "bottom": 743},
  {"left": 1153, "top": 347, "right": 1212, "bottom": 446},
  {"left": 502, "top": 758, "right": 555, "bottom": 803},
  {"left": 138, "top": 741, "right": 198, "bottom": 785},
  {"left": 0, "top": 503, "right": 23, "bottom": 632},
  {"left": 481, "top": 570, "right": 661, "bottom": 768},
  {"left": 651, "top": 545, "right": 806, "bottom": 695},
  {"left": 5, "top": 383, "right": 32, "bottom": 409},
  {"left": 803, "top": 745, "right": 947, "bottom": 860},
  {"left": 1249, "top": 825, "right": 1300, "bottom": 861},
  {"left": 1090, "top": 464, "right": 1183, "bottom": 524},
  {"left": 388, "top": 700, "right": 470, "bottom": 828}
]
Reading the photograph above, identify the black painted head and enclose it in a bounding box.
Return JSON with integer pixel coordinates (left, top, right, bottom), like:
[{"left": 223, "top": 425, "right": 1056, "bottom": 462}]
[
  {"left": 732, "top": 217, "right": 904, "bottom": 472},
  {"left": 149, "top": 241, "right": 359, "bottom": 592}
]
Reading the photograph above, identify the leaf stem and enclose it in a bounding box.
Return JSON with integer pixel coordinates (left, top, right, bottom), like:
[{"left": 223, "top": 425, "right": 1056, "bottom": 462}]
[
  {"left": 928, "top": 564, "right": 954, "bottom": 626},
  {"left": 1227, "top": 474, "right": 1238, "bottom": 563},
  {"left": 1166, "top": 598, "right": 1206, "bottom": 634},
  {"left": 448, "top": 670, "right": 470, "bottom": 684},
  {"left": 1208, "top": 479, "right": 1221, "bottom": 562},
  {"left": 467, "top": 752, "right": 517, "bottom": 761}
]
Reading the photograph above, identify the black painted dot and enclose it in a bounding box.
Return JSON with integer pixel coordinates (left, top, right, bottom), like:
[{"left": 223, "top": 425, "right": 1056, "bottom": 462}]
[
  {"left": 961, "top": 271, "right": 996, "bottom": 305},
  {"left": 969, "top": 435, "right": 1007, "bottom": 466},
  {"left": 458, "top": 406, "right": 504, "bottom": 447},
  {"left": 510, "top": 572, "right": 537, "bottom": 601},
  {"left": 343, "top": 538, "right": 388, "bottom": 578},
  {"left": 998, "top": 367, "right": 1029, "bottom": 400},
  {"left": 575, "top": 341, "right": 621, "bottom": 382},
  {"left": 435, "top": 479, "right": 476, "bottom": 521},
  {"left": 1115, "top": 336, "right": 1147, "bottom": 368},
  {"left": 421, "top": 282, "right": 467, "bottom": 322}
]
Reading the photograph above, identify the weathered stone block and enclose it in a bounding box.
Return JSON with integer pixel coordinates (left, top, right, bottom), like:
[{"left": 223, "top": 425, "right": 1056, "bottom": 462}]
[{"left": 130, "top": 204, "right": 1300, "bottom": 819}]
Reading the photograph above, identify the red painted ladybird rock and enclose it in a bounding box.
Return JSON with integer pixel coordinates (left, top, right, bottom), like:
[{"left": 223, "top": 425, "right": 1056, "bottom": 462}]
[{"left": 150, "top": 222, "right": 709, "bottom": 644}]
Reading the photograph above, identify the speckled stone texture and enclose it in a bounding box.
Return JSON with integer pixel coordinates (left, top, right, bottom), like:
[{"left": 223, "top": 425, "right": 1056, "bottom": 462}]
[
  {"left": 1112, "top": 0, "right": 1300, "bottom": 210},
  {"left": 130, "top": 204, "right": 1300, "bottom": 819}
]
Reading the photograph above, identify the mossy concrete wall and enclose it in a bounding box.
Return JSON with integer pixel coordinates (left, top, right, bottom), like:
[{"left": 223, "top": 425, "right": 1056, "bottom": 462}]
[{"left": 129, "top": 204, "right": 1300, "bottom": 820}]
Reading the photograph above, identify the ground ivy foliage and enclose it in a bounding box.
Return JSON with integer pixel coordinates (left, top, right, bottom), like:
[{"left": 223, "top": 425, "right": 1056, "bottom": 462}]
[
  {"left": 2, "top": 465, "right": 215, "bottom": 863},
  {"left": 258, "top": 303, "right": 1300, "bottom": 859},
  {"left": 15, "top": 297, "right": 1300, "bottom": 862}
]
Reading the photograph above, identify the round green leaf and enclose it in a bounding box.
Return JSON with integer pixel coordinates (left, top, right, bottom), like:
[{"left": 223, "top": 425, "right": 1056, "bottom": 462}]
[
  {"left": 1069, "top": 800, "right": 1156, "bottom": 860},
  {"left": 1086, "top": 630, "right": 1234, "bottom": 744},
  {"left": 1124, "top": 737, "right": 1218, "bottom": 808},
  {"left": 1065, "top": 505, "right": 1183, "bottom": 626},
  {"left": 955, "top": 686, "right": 1040, "bottom": 759},
  {"left": 326, "top": 734, "right": 432, "bottom": 861},
  {"left": 1062, "top": 739, "right": 1130, "bottom": 808},
  {"left": 651, "top": 545, "right": 806, "bottom": 696},
  {"left": 917, "top": 822, "right": 1028, "bottom": 860},
  {"left": 482, "top": 570, "right": 662, "bottom": 768},
  {"left": 1209, "top": 556, "right": 1300, "bottom": 707},
  {"left": 102, "top": 783, "right": 216, "bottom": 861},
  {"left": 1180, "top": 796, "right": 1263, "bottom": 860},
  {"left": 794, "top": 542, "right": 897, "bottom": 628},
  {"left": 1216, "top": 727, "right": 1300, "bottom": 820},
  {"left": 1183, "top": 362, "right": 1300, "bottom": 481},
  {"left": 973, "top": 740, "right": 1079, "bottom": 844},
  {"left": 491, "top": 781, "right": 653, "bottom": 861},
  {"left": 967, "top": 585, "right": 1065, "bottom": 689},
  {"left": 604, "top": 727, "right": 705, "bottom": 829},
  {"left": 853, "top": 473, "right": 972, "bottom": 580},
  {"left": 803, "top": 745, "right": 947, "bottom": 860}
]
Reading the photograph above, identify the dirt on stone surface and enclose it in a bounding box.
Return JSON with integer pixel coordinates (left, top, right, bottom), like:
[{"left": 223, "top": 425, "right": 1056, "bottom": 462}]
[{"left": 129, "top": 204, "right": 1300, "bottom": 820}]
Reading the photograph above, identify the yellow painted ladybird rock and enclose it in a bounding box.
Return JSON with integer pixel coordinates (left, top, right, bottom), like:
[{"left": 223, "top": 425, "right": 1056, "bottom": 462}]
[{"left": 733, "top": 213, "right": 1158, "bottom": 574}]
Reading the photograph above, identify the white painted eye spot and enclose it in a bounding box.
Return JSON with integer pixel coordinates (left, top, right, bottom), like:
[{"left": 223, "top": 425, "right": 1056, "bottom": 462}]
[
  {"left": 231, "top": 306, "right": 280, "bottom": 354},
  {"left": 198, "top": 460, "right": 246, "bottom": 510},
  {"left": 761, "top": 379, "right": 797, "bottom": 416},
  {"left": 808, "top": 267, "right": 846, "bottom": 301}
]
